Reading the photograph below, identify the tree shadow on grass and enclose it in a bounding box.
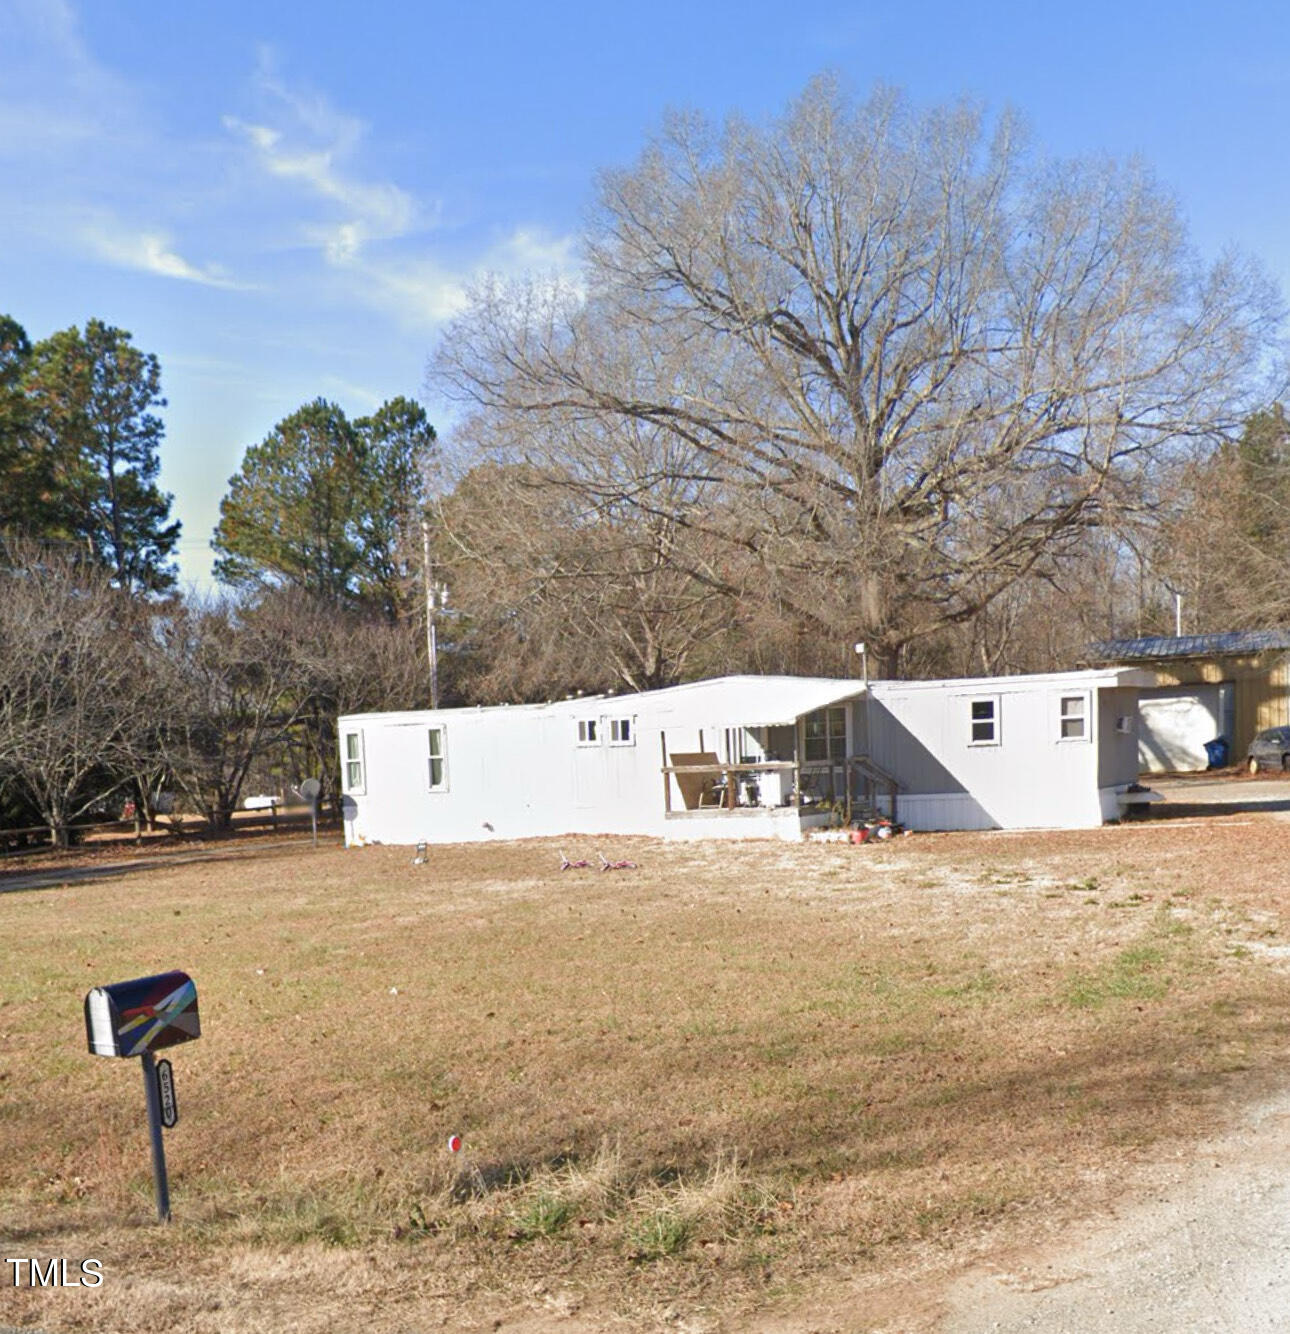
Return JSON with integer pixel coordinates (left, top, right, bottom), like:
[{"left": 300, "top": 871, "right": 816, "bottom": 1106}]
[{"left": 0, "top": 839, "right": 321, "bottom": 896}]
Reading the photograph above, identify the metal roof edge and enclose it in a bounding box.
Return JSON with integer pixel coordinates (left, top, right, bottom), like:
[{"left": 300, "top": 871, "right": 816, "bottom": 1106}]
[
  {"left": 868, "top": 667, "right": 1148, "bottom": 694},
  {"left": 1088, "top": 629, "right": 1290, "bottom": 660}
]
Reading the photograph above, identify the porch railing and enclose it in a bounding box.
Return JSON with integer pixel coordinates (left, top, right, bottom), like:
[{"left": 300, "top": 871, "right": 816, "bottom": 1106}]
[
  {"left": 659, "top": 753, "right": 900, "bottom": 822},
  {"left": 660, "top": 759, "right": 799, "bottom": 812}
]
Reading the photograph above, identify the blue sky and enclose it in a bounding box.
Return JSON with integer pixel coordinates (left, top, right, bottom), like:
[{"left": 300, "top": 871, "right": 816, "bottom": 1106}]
[{"left": 4, "top": 0, "right": 1290, "bottom": 587}]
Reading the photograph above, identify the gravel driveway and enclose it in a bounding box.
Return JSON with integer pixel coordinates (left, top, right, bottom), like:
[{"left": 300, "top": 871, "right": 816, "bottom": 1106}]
[
  {"left": 1149, "top": 773, "right": 1290, "bottom": 817},
  {"left": 934, "top": 1084, "right": 1290, "bottom": 1331},
  {"left": 932, "top": 785, "right": 1290, "bottom": 1332}
]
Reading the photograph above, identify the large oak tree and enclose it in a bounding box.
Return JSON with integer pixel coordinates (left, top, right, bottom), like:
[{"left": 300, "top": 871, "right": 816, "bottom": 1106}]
[{"left": 434, "top": 78, "right": 1283, "bottom": 678}]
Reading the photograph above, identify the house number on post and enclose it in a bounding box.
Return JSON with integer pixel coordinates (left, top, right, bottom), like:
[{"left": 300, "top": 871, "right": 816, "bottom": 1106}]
[
  {"left": 84, "top": 970, "right": 200, "bottom": 1222},
  {"left": 156, "top": 1058, "right": 178, "bottom": 1128}
]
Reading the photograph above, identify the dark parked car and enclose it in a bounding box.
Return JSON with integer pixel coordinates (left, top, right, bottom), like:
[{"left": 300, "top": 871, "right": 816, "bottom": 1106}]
[{"left": 1246, "top": 725, "right": 1290, "bottom": 774}]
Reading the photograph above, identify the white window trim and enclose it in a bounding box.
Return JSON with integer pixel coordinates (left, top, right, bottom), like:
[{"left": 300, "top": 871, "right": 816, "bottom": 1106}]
[
  {"left": 577, "top": 718, "right": 600, "bottom": 746},
  {"left": 608, "top": 716, "right": 636, "bottom": 746},
  {"left": 342, "top": 730, "right": 366, "bottom": 794},
  {"left": 427, "top": 726, "right": 449, "bottom": 792},
  {"left": 967, "top": 695, "right": 1001, "bottom": 747},
  {"left": 1056, "top": 691, "right": 1092, "bottom": 744}
]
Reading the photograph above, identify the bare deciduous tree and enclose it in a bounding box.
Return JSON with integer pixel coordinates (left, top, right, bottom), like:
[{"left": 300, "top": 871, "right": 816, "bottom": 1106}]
[
  {"left": 1147, "top": 405, "right": 1290, "bottom": 636},
  {"left": 435, "top": 459, "right": 739, "bottom": 697},
  {"left": 260, "top": 587, "right": 429, "bottom": 804},
  {"left": 148, "top": 594, "right": 307, "bottom": 830},
  {"left": 433, "top": 77, "right": 1283, "bottom": 677},
  {"left": 0, "top": 544, "right": 146, "bottom": 846}
]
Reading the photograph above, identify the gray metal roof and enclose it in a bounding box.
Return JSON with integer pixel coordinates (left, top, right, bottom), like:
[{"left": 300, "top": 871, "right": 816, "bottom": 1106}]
[{"left": 1089, "top": 629, "right": 1290, "bottom": 661}]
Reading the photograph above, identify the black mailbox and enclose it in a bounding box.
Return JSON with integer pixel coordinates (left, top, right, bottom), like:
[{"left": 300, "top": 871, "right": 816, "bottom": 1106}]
[{"left": 85, "top": 970, "right": 200, "bottom": 1058}]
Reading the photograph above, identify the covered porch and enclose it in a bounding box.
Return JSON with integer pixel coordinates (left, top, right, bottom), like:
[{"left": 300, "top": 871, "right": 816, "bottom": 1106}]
[{"left": 654, "top": 683, "right": 900, "bottom": 836}]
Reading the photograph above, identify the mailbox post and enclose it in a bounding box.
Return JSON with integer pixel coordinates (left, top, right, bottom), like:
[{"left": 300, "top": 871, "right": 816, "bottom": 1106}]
[
  {"left": 140, "top": 1050, "right": 170, "bottom": 1219},
  {"left": 84, "top": 971, "right": 200, "bottom": 1222}
]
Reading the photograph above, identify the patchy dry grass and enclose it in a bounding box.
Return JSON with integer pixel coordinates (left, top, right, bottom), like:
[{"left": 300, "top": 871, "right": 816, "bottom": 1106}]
[{"left": 4, "top": 818, "right": 1290, "bottom": 1331}]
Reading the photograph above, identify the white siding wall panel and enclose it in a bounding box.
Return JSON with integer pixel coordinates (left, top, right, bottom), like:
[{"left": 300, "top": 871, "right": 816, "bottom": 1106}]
[
  {"left": 895, "top": 793, "right": 995, "bottom": 831},
  {"left": 660, "top": 810, "right": 804, "bottom": 841},
  {"left": 869, "top": 680, "right": 1104, "bottom": 830},
  {"left": 1097, "top": 687, "right": 1142, "bottom": 786},
  {"left": 342, "top": 704, "right": 747, "bottom": 845},
  {"left": 1099, "top": 786, "right": 1129, "bottom": 823}
]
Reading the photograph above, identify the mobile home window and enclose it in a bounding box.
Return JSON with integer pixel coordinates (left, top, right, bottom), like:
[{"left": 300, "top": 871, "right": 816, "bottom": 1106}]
[
  {"left": 968, "top": 697, "right": 999, "bottom": 746},
  {"left": 1058, "top": 694, "right": 1089, "bottom": 741},
  {"left": 609, "top": 717, "right": 634, "bottom": 746},
  {"left": 577, "top": 719, "right": 599, "bottom": 745},
  {"left": 804, "top": 706, "right": 847, "bottom": 762},
  {"left": 427, "top": 727, "right": 447, "bottom": 791},
  {"left": 343, "top": 731, "right": 365, "bottom": 792}
]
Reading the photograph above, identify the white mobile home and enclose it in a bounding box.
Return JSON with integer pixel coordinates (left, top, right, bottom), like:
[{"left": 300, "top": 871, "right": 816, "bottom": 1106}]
[{"left": 338, "top": 668, "right": 1154, "bottom": 847}]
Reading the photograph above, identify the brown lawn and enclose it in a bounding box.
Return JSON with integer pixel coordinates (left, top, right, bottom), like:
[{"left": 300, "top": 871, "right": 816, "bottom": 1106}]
[{"left": 3, "top": 816, "right": 1290, "bottom": 1332}]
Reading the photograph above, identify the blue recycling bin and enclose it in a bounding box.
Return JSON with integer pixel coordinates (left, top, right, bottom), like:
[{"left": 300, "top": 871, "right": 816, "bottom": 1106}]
[{"left": 1203, "top": 737, "right": 1229, "bottom": 769}]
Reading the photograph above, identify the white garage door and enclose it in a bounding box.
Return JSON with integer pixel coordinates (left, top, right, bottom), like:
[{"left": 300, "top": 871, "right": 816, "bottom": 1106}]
[{"left": 1137, "top": 686, "right": 1229, "bottom": 772}]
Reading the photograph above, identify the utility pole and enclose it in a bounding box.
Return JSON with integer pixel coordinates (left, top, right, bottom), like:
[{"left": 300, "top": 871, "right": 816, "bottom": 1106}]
[{"left": 421, "top": 517, "right": 440, "bottom": 709}]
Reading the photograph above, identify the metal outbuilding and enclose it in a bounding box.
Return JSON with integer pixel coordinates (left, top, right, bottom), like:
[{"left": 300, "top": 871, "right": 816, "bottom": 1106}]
[{"left": 1088, "top": 630, "right": 1290, "bottom": 771}]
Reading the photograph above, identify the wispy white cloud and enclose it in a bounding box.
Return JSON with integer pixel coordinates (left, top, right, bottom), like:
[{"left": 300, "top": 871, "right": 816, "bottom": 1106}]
[
  {"left": 220, "top": 59, "right": 582, "bottom": 329},
  {"left": 83, "top": 222, "right": 246, "bottom": 288},
  {"left": 0, "top": 3, "right": 243, "bottom": 288},
  {"left": 352, "top": 254, "right": 473, "bottom": 327},
  {"left": 330, "top": 226, "right": 584, "bottom": 332},
  {"left": 319, "top": 377, "right": 387, "bottom": 411},
  {"left": 225, "top": 115, "right": 417, "bottom": 247},
  {"left": 3, "top": 12, "right": 578, "bottom": 331},
  {"left": 0, "top": 0, "right": 133, "bottom": 156},
  {"left": 223, "top": 52, "right": 420, "bottom": 266},
  {"left": 496, "top": 228, "right": 581, "bottom": 275},
  {"left": 7, "top": 0, "right": 95, "bottom": 80}
]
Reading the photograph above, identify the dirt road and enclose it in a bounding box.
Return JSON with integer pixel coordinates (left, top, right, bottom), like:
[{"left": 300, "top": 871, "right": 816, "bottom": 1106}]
[
  {"left": 934, "top": 1090, "right": 1290, "bottom": 1333},
  {"left": 736, "top": 1088, "right": 1290, "bottom": 1334},
  {"left": 936, "top": 779, "right": 1290, "bottom": 1328}
]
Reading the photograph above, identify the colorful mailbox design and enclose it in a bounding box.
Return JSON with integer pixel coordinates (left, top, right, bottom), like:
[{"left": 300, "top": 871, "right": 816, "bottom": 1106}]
[{"left": 85, "top": 971, "right": 200, "bottom": 1058}]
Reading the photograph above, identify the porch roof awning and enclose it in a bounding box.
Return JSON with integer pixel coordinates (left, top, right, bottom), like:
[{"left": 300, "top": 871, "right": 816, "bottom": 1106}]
[{"left": 643, "top": 675, "right": 867, "bottom": 731}]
